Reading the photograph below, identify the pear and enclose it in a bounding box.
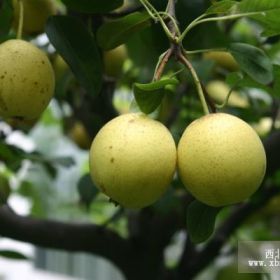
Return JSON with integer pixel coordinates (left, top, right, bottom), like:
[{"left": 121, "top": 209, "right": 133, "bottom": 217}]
[
  {"left": 0, "top": 39, "right": 55, "bottom": 120},
  {"left": 203, "top": 51, "right": 239, "bottom": 71},
  {"left": 89, "top": 113, "right": 176, "bottom": 208},
  {"left": 104, "top": 45, "right": 128, "bottom": 78},
  {"left": 13, "top": 0, "right": 56, "bottom": 34},
  {"left": 177, "top": 113, "right": 266, "bottom": 207}
]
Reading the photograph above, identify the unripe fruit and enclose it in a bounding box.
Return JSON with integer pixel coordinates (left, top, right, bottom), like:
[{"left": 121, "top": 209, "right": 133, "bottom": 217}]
[
  {"left": 68, "top": 121, "right": 91, "bottom": 150},
  {"left": 89, "top": 113, "right": 176, "bottom": 208},
  {"left": 13, "top": 0, "right": 56, "bottom": 34},
  {"left": 104, "top": 45, "right": 127, "bottom": 78},
  {"left": 203, "top": 51, "right": 239, "bottom": 71},
  {"left": 52, "top": 54, "right": 69, "bottom": 81},
  {"left": 177, "top": 113, "right": 266, "bottom": 207},
  {"left": 0, "top": 39, "right": 55, "bottom": 120},
  {"left": 206, "top": 80, "right": 249, "bottom": 108}
]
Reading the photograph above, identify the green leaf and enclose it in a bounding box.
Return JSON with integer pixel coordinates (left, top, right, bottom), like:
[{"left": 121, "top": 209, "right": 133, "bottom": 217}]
[
  {"left": 251, "top": 10, "right": 280, "bottom": 37},
  {"left": 0, "top": 175, "right": 11, "bottom": 205},
  {"left": 187, "top": 200, "right": 221, "bottom": 244},
  {"left": 97, "top": 12, "right": 151, "bottom": 50},
  {"left": 272, "top": 65, "right": 280, "bottom": 97},
  {"left": 237, "top": 0, "right": 280, "bottom": 13},
  {"left": 226, "top": 72, "right": 274, "bottom": 95},
  {"left": 229, "top": 43, "right": 273, "bottom": 85},
  {"left": 77, "top": 174, "right": 98, "bottom": 209},
  {"left": 205, "top": 0, "right": 237, "bottom": 15},
  {"left": 61, "top": 0, "right": 123, "bottom": 13},
  {"left": 0, "top": 0, "right": 13, "bottom": 37},
  {"left": 133, "top": 78, "right": 178, "bottom": 114},
  {"left": 0, "top": 250, "right": 30, "bottom": 260},
  {"left": 46, "top": 16, "right": 102, "bottom": 97}
]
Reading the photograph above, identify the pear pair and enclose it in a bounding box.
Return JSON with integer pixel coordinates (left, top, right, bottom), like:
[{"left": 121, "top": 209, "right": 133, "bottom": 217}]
[{"left": 89, "top": 112, "right": 266, "bottom": 208}]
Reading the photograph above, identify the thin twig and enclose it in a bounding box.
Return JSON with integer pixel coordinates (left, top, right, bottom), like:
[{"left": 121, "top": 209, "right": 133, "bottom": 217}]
[{"left": 153, "top": 47, "right": 174, "bottom": 81}]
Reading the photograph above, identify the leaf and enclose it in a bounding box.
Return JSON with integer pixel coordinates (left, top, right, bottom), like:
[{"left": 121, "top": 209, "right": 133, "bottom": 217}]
[
  {"left": 226, "top": 72, "right": 274, "bottom": 95},
  {"left": 236, "top": 0, "right": 280, "bottom": 13},
  {"left": 272, "top": 65, "right": 280, "bottom": 97},
  {"left": 251, "top": 10, "right": 280, "bottom": 37},
  {"left": 229, "top": 43, "right": 273, "bottom": 85},
  {"left": 97, "top": 12, "right": 151, "bottom": 50},
  {"left": 0, "top": 175, "right": 11, "bottom": 205},
  {"left": 0, "top": 0, "right": 13, "bottom": 37},
  {"left": 46, "top": 16, "right": 102, "bottom": 97},
  {"left": 187, "top": 200, "right": 221, "bottom": 244},
  {"left": 0, "top": 250, "right": 30, "bottom": 260},
  {"left": 205, "top": 0, "right": 237, "bottom": 15},
  {"left": 61, "top": 0, "right": 123, "bottom": 13},
  {"left": 77, "top": 174, "right": 98, "bottom": 209},
  {"left": 133, "top": 78, "right": 178, "bottom": 114},
  {"left": 51, "top": 156, "right": 75, "bottom": 167},
  {"left": 205, "top": 0, "right": 280, "bottom": 22}
]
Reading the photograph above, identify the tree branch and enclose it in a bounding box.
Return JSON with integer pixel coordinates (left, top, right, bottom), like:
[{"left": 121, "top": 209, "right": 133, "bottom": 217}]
[{"left": 0, "top": 205, "right": 129, "bottom": 273}]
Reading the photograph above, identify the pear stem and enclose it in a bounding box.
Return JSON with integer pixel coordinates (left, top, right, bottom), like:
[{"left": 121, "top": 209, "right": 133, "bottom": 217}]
[{"left": 16, "top": 0, "right": 24, "bottom": 39}]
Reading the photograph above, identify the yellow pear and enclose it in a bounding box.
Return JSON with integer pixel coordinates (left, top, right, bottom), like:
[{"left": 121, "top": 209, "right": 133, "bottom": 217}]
[
  {"left": 177, "top": 113, "right": 266, "bottom": 207},
  {"left": 0, "top": 39, "right": 55, "bottom": 120},
  {"left": 13, "top": 0, "right": 56, "bottom": 34},
  {"left": 203, "top": 51, "right": 239, "bottom": 71},
  {"left": 52, "top": 54, "right": 69, "bottom": 81},
  {"left": 89, "top": 113, "right": 177, "bottom": 208},
  {"left": 206, "top": 80, "right": 249, "bottom": 108},
  {"left": 104, "top": 45, "right": 127, "bottom": 78},
  {"left": 68, "top": 121, "right": 91, "bottom": 150},
  {"left": 251, "top": 117, "right": 273, "bottom": 137}
]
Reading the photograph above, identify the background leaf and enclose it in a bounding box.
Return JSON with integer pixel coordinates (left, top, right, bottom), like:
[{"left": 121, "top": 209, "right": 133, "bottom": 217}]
[
  {"left": 0, "top": 0, "right": 13, "bottom": 39},
  {"left": 97, "top": 12, "right": 151, "bottom": 50},
  {"left": 272, "top": 65, "right": 280, "bottom": 97},
  {"left": 251, "top": 11, "right": 280, "bottom": 37},
  {"left": 61, "top": 0, "right": 123, "bottom": 13},
  {"left": 0, "top": 250, "right": 30, "bottom": 260},
  {"left": 205, "top": 0, "right": 237, "bottom": 15},
  {"left": 46, "top": 16, "right": 102, "bottom": 97},
  {"left": 237, "top": 0, "right": 280, "bottom": 13},
  {"left": 229, "top": 43, "right": 273, "bottom": 85},
  {"left": 187, "top": 200, "right": 221, "bottom": 244},
  {"left": 226, "top": 72, "right": 273, "bottom": 95},
  {"left": 77, "top": 174, "right": 98, "bottom": 209}
]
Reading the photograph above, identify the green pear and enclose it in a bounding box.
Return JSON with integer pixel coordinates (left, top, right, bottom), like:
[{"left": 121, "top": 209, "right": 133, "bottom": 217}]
[
  {"left": 104, "top": 45, "right": 127, "bottom": 78},
  {"left": 13, "top": 0, "right": 56, "bottom": 34},
  {"left": 89, "top": 113, "right": 177, "bottom": 208},
  {"left": 177, "top": 113, "right": 266, "bottom": 207},
  {"left": 206, "top": 80, "right": 249, "bottom": 108},
  {"left": 203, "top": 51, "right": 239, "bottom": 71},
  {"left": 0, "top": 39, "right": 55, "bottom": 120}
]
